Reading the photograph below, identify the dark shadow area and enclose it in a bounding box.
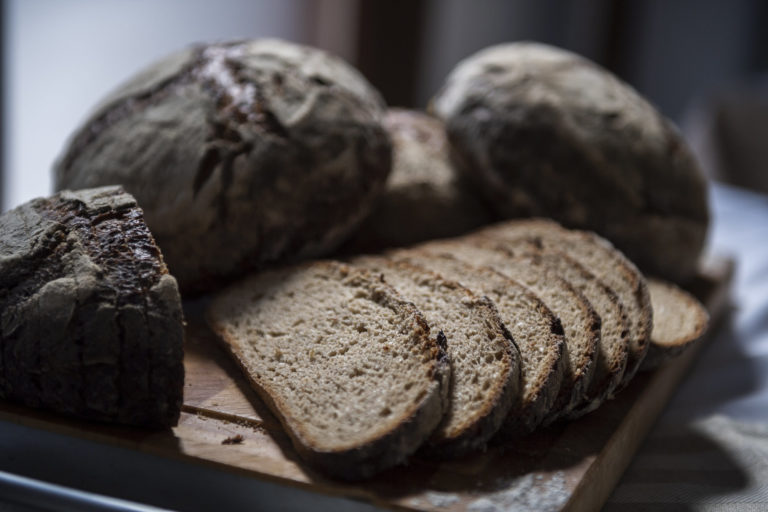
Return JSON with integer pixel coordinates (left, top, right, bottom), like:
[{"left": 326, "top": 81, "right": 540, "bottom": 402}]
[{"left": 602, "top": 422, "right": 751, "bottom": 511}]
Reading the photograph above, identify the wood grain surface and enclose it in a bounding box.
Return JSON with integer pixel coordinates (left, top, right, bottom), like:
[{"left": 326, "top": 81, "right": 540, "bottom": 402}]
[{"left": 0, "top": 256, "right": 734, "bottom": 511}]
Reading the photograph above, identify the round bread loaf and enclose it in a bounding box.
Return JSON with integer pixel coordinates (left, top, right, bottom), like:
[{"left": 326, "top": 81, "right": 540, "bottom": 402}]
[
  {"left": 342, "top": 109, "right": 493, "bottom": 252},
  {"left": 432, "top": 42, "right": 709, "bottom": 282},
  {"left": 55, "top": 39, "right": 392, "bottom": 293}
]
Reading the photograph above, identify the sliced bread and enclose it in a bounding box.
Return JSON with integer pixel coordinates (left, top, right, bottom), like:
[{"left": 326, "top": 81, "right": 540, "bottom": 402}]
[
  {"left": 475, "top": 219, "right": 652, "bottom": 389},
  {"left": 641, "top": 278, "right": 709, "bottom": 371},
  {"left": 391, "top": 250, "right": 565, "bottom": 437},
  {"left": 415, "top": 240, "right": 599, "bottom": 422},
  {"left": 463, "top": 237, "right": 631, "bottom": 416},
  {"left": 206, "top": 261, "right": 450, "bottom": 480},
  {"left": 353, "top": 256, "right": 520, "bottom": 456}
]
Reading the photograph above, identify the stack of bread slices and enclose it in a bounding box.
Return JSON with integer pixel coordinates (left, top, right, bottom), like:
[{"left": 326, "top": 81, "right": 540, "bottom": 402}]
[{"left": 206, "top": 217, "right": 709, "bottom": 480}]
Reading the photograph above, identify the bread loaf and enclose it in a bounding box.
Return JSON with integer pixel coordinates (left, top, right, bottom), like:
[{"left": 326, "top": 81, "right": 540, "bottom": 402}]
[
  {"left": 432, "top": 42, "right": 709, "bottom": 282},
  {"left": 55, "top": 39, "right": 392, "bottom": 294},
  {"left": 343, "top": 109, "right": 493, "bottom": 252},
  {"left": 0, "top": 186, "right": 184, "bottom": 427},
  {"left": 206, "top": 261, "right": 449, "bottom": 480}
]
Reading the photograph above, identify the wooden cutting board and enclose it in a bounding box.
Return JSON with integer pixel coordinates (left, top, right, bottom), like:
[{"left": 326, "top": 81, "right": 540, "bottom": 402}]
[{"left": 0, "top": 256, "right": 733, "bottom": 512}]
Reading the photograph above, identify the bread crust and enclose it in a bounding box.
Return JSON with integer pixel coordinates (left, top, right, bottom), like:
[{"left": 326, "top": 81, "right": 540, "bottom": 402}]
[
  {"left": 207, "top": 261, "right": 450, "bottom": 480},
  {"left": 55, "top": 39, "right": 392, "bottom": 294},
  {"left": 0, "top": 186, "right": 184, "bottom": 427}
]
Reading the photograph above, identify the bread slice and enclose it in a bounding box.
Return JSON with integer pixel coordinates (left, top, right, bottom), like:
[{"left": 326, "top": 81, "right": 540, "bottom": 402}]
[
  {"left": 206, "top": 261, "right": 450, "bottom": 480},
  {"left": 463, "top": 237, "right": 631, "bottom": 416},
  {"left": 475, "top": 219, "right": 652, "bottom": 389},
  {"left": 391, "top": 250, "right": 565, "bottom": 437},
  {"left": 415, "top": 239, "right": 599, "bottom": 421},
  {"left": 641, "top": 278, "right": 709, "bottom": 371},
  {"left": 352, "top": 256, "right": 520, "bottom": 456}
]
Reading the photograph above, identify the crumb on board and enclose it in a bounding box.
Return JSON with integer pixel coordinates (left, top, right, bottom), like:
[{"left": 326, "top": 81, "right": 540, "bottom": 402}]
[{"left": 222, "top": 434, "right": 245, "bottom": 445}]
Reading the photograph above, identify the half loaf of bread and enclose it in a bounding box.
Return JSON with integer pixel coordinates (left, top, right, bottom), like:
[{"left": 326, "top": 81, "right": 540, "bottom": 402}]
[
  {"left": 0, "top": 186, "right": 184, "bottom": 427},
  {"left": 206, "top": 261, "right": 450, "bottom": 480}
]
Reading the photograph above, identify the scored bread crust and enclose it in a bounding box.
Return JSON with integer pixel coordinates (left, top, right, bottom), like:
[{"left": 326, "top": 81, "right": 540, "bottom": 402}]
[
  {"left": 475, "top": 219, "right": 652, "bottom": 392},
  {"left": 415, "top": 239, "right": 600, "bottom": 422},
  {"left": 641, "top": 278, "right": 709, "bottom": 371},
  {"left": 352, "top": 256, "right": 521, "bottom": 457},
  {"left": 206, "top": 261, "right": 450, "bottom": 480},
  {"left": 391, "top": 250, "right": 565, "bottom": 438}
]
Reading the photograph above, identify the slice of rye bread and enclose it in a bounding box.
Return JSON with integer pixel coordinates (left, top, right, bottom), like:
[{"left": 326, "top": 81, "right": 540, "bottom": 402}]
[
  {"left": 415, "top": 239, "right": 599, "bottom": 421},
  {"left": 641, "top": 278, "right": 709, "bottom": 371},
  {"left": 0, "top": 186, "right": 184, "bottom": 428},
  {"left": 473, "top": 219, "right": 652, "bottom": 390},
  {"left": 391, "top": 249, "right": 566, "bottom": 437},
  {"left": 352, "top": 256, "right": 521, "bottom": 456},
  {"left": 451, "top": 236, "right": 630, "bottom": 416},
  {"left": 206, "top": 261, "right": 450, "bottom": 480}
]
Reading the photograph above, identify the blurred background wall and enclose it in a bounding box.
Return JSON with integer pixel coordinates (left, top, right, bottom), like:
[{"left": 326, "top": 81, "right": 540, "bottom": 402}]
[{"left": 3, "top": 0, "right": 767, "bottom": 211}]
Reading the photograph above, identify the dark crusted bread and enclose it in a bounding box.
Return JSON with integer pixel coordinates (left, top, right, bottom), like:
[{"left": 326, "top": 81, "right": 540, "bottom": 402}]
[
  {"left": 641, "top": 278, "right": 709, "bottom": 371},
  {"left": 0, "top": 186, "right": 184, "bottom": 428},
  {"left": 353, "top": 256, "right": 520, "bottom": 456},
  {"left": 391, "top": 249, "right": 565, "bottom": 438},
  {"left": 206, "top": 261, "right": 450, "bottom": 480},
  {"left": 343, "top": 109, "right": 493, "bottom": 253},
  {"left": 475, "top": 219, "right": 652, "bottom": 390},
  {"left": 462, "top": 235, "right": 630, "bottom": 416},
  {"left": 432, "top": 42, "right": 709, "bottom": 282},
  {"left": 55, "top": 39, "right": 392, "bottom": 294},
  {"left": 416, "top": 239, "right": 599, "bottom": 422}
]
